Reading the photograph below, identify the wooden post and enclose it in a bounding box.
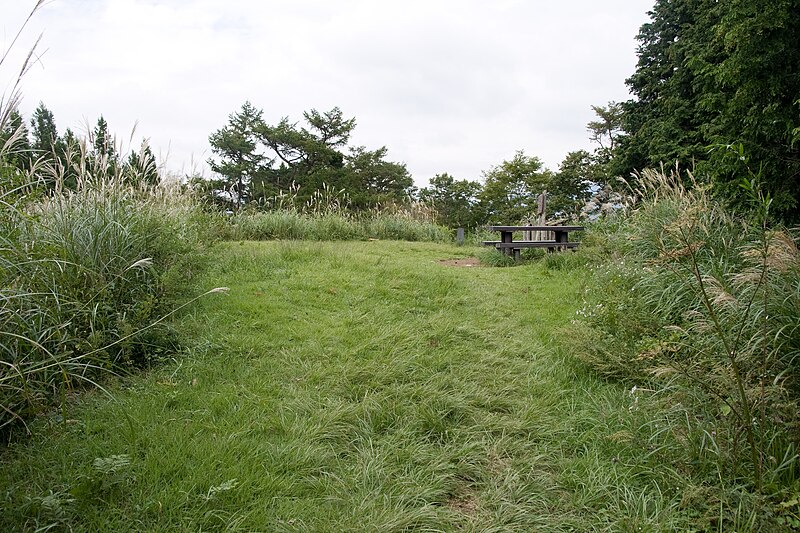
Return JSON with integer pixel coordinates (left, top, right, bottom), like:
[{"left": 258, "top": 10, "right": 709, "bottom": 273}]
[
  {"left": 456, "top": 227, "right": 465, "bottom": 245},
  {"left": 536, "top": 191, "right": 547, "bottom": 241}
]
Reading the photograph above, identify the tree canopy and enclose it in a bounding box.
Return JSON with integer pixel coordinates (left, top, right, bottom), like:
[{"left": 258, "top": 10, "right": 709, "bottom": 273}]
[
  {"left": 614, "top": 0, "right": 800, "bottom": 220},
  {"left": 207, "top": 103, "right": 413, "bottom": 209},
  {"left": 478, "top": 151, "right": 551, "bottom": 224},
  {"left": 1, "top": 104, "right": 161, "bottom": 190},
  {"left": 418, "top": 173, "right": 482, "bottom": 229}
]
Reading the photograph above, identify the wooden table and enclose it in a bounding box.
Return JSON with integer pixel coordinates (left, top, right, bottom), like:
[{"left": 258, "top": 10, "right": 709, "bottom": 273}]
[{"left": 484, "top": 225, "right": 584, "bottom": 260}]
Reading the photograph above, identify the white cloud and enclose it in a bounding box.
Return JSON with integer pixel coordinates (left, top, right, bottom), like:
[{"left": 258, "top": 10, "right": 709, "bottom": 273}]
[{"left": 3, "top": 0, "right": 652, "bottom": 184}]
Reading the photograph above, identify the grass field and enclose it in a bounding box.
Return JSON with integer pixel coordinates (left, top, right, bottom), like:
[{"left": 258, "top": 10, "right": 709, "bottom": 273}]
[{"left": 1, "top": 241, "right": 694, "bottom": 531}]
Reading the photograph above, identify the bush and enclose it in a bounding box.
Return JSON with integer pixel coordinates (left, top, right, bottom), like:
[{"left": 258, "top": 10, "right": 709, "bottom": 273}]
[
  {"left": 476, "top": 248, "right": 517, "bottom": 267},
  {"left": 0, "top": 169, "right": 209, "bottom": 433},
  {"left": 574, "top": 169, "right": 800, "bottom": 496}
]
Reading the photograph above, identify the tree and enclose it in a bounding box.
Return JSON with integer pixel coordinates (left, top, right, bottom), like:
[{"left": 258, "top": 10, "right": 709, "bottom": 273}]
[
  {"left": 255, "top": 106, "right": 355, "bottom": 199},
  {"left": 58, "top": 128, "right": 82, "bottom": 190},
  {"left": 703, "top": 0, "right": 800, "bottom": 217},
  {"left": 208, "top": 103, "right": 415, "bottom": 209},
  {"left": 0, "top": 109, "right": 31, "bottom": 171},
  {"left": 550, "top": 150, "right": 596, "bottom": 218},
  {"left": 478, "top": 151, "right": 551, "bottom": 223},
  {"left": 587, "top": 102, "right": 624, "bottom": 154},
  {"left": 303, "top": 107, "right": 356, "bottom": 149},
  {"left": 91, "top": 115, "right": 119, "bottom": 176},
  {"left": 614, "top": 0, "right": 720, "bottom": 180},
  {"left": 418, "top": 173, "right": 482, "bottom": 228},
  {"left": 124, "top": 141, "right": 160, "bottom": 187},
  {"left": 208, "top": 101, "right": 269, "bottom": 209},
  {"left": 29, "top": 102, "right": 61, "bottom": 160},
  {"left": 92, "top": 116, "right": 113, "bottom": 158},
  {"left": 587, "top": 102, "right": 624, "bottom": 182},
  {"left": 614, "top": 0, "right": 800, "bottom": 219},
  {"left": 345, "top": 146, "right": 414, "bottom": 206}
]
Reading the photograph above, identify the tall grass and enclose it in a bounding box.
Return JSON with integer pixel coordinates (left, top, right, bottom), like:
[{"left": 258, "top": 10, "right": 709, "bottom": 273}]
[
  {"left": 209, "top": 188, "right": 451, "bottom": 243},
  {"left": 1, "top": 240, "right": 695, "bottom": 531},
  {"left": 0, "top": 131, "right": 211, "bottom": 435},
  {"left": 573, "top": 168, "right": 800, "bottom": 526}
]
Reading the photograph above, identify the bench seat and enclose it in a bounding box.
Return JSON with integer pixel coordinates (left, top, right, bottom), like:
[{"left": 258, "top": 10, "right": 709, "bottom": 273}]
[{"left": 483, "top": 241, "right": 579, "bottom": 249}]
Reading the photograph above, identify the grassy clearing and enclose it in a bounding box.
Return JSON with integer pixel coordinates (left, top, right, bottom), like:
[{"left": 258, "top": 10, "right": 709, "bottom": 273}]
[{"left": 2, "top": 240, "right": 704, "bottom": 531}]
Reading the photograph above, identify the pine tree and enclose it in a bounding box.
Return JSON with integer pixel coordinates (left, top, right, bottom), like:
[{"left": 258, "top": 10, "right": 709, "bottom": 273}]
[
  {"left": 29, "top": 102, "right": 60, "bottom": 159},
  {"left": 91, "top": 116, "right": 118, "bottom": 177},
  {"left": 208, "top": 101, "right": 268, "bottom": 209},
  {"left": 0, "top": 109, "right": 32, "bottom": 171}
]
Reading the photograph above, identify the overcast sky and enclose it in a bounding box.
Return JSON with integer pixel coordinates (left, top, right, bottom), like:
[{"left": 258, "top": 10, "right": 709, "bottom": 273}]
[{"left": 3, "top": 0, "right": 653, "bottom": 186}]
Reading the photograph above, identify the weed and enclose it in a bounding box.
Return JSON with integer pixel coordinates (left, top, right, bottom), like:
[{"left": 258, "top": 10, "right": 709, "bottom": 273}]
[{"left": 477, "top": 248, "right": 517, "bottom": 267}]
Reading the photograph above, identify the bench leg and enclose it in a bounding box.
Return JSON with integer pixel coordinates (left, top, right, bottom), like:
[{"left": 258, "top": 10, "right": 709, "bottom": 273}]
[
  {"left": 554, "top": 230, "right": 569, "bottom": 252},
  {"left": 501, "top": 231, "right": 514, "bottom": 257}
]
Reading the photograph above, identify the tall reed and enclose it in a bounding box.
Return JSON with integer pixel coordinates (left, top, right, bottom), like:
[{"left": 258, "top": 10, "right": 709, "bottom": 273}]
[
  {"left": 575, "top": 168, "right": 799, "bottom": 495},
  {"left": 1, "top": 128, "right": 210, "bottom": 434},
  {"left": 209, "top": 185, "right": 450, "bottom": 243}
]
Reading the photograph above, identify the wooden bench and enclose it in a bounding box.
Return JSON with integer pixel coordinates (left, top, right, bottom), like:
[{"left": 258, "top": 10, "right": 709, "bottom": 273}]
[{"left": 484, "top": 225, "right": 584, "bottom": 260}]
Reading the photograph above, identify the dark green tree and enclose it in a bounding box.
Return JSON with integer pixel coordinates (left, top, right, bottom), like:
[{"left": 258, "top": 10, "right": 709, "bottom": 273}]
[
  {"left": 208, "top": 101, "right": 269, "bottom": 209},
  {"left": 550, "top": 150, "right": 596, "bottom": 218},
  {"left": 58, "top": 128, "right": 82, "bottom": 190},
  {"left": 29, "top": 102, "right": 62, "bottom": 160},
  {"left": 615, "top": 0, "right": 800, "bottom": 219},
  {"left": 255, "top": 107, "right": 355, "bottom": 199},
  {"left": 703, "top": 0, "right": 800, "bottom": 217},
  {"left": 92, "top": 116, "right": 113, "bottom": 157},
  {"left": 0, "top": 109, "right": 31, "bottom": 171},
  {"left": 124, "top": 141, "right": 160, "bottom": 187},
  {"left": 615, "top": 0, "right": 719, "bottom": 180},
  {"left": 91, "top": 115, "right": 119, "bottom": 176},
  {"left": 418, "top": 173, "right": 482, "bottom": 228},
  {"left": 478, "top": 151, "right": 551, "bottom": 223},
  {"left": 345, "top": 146, "right": 414, "bottom": 206},
  {"left": 210, "top": 104, "right": 415, "bottom": 209},
  {"left": 303, "top": 107, "right": 356, "bottom": 149}
]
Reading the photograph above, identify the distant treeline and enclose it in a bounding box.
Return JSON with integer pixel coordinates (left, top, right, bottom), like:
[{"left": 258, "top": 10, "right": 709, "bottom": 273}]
[
  {"left": 203, "top": 101, "right": 617, "bottom": 227},
  {"left": 0, "top": 105, "right": 160, "bottom": 190}
]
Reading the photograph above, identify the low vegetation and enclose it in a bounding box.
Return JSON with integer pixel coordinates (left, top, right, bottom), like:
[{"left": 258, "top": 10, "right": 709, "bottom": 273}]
[
  {"left": 2, "top": 1, "right": 798, "bottom": 530},
  {"left": 208, "top": 189, "right": 450, "bottom": 243},
  {"left": 0, "top": 167, "right": 449, "bottom": 437},
  {"left": 0, "top": 145, "right": 211, "bottom": 434},
  {"left": 571, "top": 169, "right": 800, "bottom": 528}
]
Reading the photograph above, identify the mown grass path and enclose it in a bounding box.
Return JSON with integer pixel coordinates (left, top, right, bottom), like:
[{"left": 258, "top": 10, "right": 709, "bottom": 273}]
[{"left": 2, "top": 241, "right": 674, "bottom": 531}]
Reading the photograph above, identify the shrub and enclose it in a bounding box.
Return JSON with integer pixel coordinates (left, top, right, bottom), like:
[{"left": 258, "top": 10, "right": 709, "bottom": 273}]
[
  {"left": 575, "top": 168, "right": 800, "bottom": 494},
  {"left": 476, "top": 248, "right": 517, "bottom": 267},
  {"left": 0, "top": 154, "right": 209, "bottom": 433}
]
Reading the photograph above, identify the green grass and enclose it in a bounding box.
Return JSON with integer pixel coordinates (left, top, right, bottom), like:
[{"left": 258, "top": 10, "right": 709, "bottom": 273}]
[
  {"left": 0, "top": 179, "right": 208, "bottom": 432},
  {"left": 210, "top": 209, "right": 451, "bottom": 243},
  {"left": 2, "top": 241, "right": 702, "bottom": 531}
]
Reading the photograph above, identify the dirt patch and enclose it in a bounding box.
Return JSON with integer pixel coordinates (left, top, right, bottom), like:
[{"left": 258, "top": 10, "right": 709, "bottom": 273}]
[
  {"left": 447, "top": 491, "right": 480, "bottom": 516},
  {"left": 437, "top": 257, "right": 481, "bottom": 268}
]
